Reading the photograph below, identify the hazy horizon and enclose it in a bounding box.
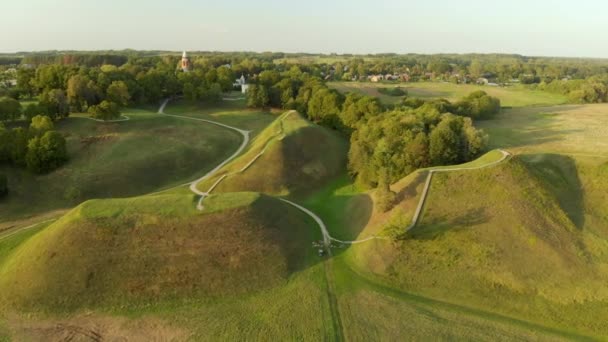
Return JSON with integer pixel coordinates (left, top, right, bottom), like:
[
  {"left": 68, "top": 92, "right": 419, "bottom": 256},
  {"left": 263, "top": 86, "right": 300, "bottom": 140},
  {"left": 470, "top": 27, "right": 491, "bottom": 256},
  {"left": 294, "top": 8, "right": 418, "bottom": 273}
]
[{"left": 2, "top": 0, "right": 607, "bottom": 59}]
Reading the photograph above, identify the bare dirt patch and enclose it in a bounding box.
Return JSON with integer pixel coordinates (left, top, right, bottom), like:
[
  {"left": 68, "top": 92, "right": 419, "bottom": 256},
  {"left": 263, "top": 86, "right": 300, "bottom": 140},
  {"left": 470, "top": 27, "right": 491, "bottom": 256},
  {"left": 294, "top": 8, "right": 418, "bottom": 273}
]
[{"left": 8, "top": 314, "right": 188, "bottom": 342}]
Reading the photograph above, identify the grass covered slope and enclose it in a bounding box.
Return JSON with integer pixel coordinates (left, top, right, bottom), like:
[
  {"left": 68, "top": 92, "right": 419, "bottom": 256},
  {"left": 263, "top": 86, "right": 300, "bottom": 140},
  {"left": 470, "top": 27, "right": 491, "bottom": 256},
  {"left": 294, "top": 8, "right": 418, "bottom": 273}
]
[
  {"left": 350, "top": 155, "right": 608, "bottom": 336},
  {"left": 0, "top": 192, "right": 314, "bottom": 311},
  {"left": 0, "top": 109, "right": 241, "bottom": 222},
  {"left": 197, "top": 111, "right": 347, "bottom": 197}
]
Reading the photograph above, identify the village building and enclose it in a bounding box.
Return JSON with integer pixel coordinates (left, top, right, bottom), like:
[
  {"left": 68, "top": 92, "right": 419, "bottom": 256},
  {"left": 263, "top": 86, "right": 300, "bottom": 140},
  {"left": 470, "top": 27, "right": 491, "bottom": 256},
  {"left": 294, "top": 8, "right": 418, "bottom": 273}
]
[
  {"left": 233, "top": 74, "right": 250, "bottom": 94},
  {"left": 181, "top": 51, "right": 192, "bottom": 72}
]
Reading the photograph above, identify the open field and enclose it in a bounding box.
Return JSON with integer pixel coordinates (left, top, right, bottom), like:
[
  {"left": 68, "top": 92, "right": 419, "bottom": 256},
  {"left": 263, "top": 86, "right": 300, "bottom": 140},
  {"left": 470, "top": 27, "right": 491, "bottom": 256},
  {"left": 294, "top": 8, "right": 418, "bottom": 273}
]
[
  {"left": 329, "top": 81, "right": 569, "bottom": 107},
  {"left": 0, "top": 108, "right": 243, "bottom": 222},
  {"left": 479, "top": 103, "right": 608, "bottom": 157},
  {"left": 162, "top": 98, "right": 278, "bottom": 137}
]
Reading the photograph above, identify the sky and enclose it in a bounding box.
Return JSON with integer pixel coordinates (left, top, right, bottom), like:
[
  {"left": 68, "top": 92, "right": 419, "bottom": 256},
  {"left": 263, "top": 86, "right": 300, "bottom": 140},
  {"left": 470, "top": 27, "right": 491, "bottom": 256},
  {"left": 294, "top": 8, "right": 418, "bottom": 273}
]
[{"left": 1, "top": 0, "right": 607, "bottom": 58}]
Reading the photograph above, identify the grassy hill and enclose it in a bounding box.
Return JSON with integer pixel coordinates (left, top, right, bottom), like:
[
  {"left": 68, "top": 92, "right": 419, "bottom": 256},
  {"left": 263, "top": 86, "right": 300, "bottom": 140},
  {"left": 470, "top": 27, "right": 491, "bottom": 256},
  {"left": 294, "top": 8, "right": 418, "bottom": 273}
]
[
  {"left": 0, "top": 109, "right": 242, "bottom": 223},
  {"left": 196, "top": 111, "right": 348, "bottom": 197},
  {"left": 347, "top": 154, "right": 608, "bottom": 337},
  {"left": 0, "top": 192, "right": 315, "bottom": 312}
]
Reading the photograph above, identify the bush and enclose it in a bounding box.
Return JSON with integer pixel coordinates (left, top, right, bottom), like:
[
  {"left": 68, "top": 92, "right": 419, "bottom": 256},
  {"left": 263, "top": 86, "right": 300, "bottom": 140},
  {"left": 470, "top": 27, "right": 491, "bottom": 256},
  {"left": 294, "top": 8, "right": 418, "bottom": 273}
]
[
  {"left": 88, "top": 100, "right": 120, "bottom": 121},
  {"left": 26, "top": 131, "right": 68, "bottom": 174},
  {"left": 0, "top": 174, "right": 7, "bottom": 198},
  {"left": 378, "top": 87, "right": 407, "bottom": 97}
]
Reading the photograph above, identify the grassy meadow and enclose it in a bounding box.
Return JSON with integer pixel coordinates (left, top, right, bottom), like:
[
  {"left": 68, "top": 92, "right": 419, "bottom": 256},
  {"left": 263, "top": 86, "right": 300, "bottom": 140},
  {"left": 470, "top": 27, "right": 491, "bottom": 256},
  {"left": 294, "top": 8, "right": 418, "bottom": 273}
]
[
  {"left": 2, "top": 83, "right": 608, "bottom": 340},
  {"left": 478, "top": 103, "right": 608, "bottom": 157},
  {"left": 329, "top": 81, "right": 568, "bottom": 107},
  {"left": 0, "top": 108, "right": 243, "bottom": 222},
  {"left": 162, "top": 98, "right": 278, "bottom": 137}
]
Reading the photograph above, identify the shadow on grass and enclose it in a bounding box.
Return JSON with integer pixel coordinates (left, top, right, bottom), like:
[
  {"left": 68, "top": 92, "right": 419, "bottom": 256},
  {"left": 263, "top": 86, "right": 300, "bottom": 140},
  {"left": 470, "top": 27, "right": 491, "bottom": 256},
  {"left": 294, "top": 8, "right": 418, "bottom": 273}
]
[
  {"left": 408, "top": 208, "right": 490, "bottom": 240},
  {"left": 521, "top": 153, "right": 585, "bottom": 229},
  {"left": 480, "top": 106, "right": 586, "bottom": 150}
]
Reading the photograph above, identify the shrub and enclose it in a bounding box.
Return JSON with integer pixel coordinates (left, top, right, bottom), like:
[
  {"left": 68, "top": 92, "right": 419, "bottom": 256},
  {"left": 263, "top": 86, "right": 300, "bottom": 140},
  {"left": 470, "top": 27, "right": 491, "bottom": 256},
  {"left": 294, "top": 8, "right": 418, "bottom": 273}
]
[
  {"left": 26, "top": 131, "right": 68, "bottom": 174},
  {"left": 378, "top": 87, "right": 407, "bottom": 97},
  {"left": 88, "top": 100, "right": 120, "bottom": 121},
  {"left": 0, "top": 174, "right": 7, "bottom": 198}
]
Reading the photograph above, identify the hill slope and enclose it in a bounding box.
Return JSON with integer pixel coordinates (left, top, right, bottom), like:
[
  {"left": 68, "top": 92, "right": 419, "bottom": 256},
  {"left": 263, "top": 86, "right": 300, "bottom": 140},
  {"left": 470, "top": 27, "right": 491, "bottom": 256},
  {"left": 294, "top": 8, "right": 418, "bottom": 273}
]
[
  {"left": 0, "top": 110, "right": 241, "bottom": 222},
  {"left": 0, "top": 192, "right": 314, "bottom": 312},
  {"left": 196, "top": 111, "right": 347, "bottom": 197},
  {"left": 349, "top": 154, "right": 608, "bottom": 336}
]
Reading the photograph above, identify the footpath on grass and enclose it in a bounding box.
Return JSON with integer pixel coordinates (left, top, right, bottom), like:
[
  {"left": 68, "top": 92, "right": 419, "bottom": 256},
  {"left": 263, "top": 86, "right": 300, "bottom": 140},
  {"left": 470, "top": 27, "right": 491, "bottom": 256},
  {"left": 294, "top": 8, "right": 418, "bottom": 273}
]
[
  {"left": 406, "top": 149, "right": 511, "bottom": 231},
  {"left": 3, "top": 100, "right": 510, "bottom": 248}
]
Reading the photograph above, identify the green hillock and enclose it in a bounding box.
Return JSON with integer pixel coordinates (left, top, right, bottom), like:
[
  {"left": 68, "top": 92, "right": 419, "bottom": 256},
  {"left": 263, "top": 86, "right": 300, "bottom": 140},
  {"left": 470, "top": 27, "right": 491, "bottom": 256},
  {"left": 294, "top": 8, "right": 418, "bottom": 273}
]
[
  {"left": 0, "top": 192, "right": 314, "bottom": 312},
  {"left": 351, "top": 155, "right": 608, "bottom": 336},
  {"left": 196, "top": 111, "right": 347, "bottom": 196}
]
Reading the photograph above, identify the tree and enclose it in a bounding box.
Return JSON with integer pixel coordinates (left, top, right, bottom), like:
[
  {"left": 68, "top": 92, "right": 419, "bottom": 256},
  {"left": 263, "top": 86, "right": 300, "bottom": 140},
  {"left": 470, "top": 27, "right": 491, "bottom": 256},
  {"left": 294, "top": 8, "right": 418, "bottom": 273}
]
[
  {"left": 39, "top": 89, "right": 69, "bottom": 120},
  {"left": 307, "top": 88, "right": 341, "bottom": 126},
  {"left": 88, "top": 100, "right": 121, "bottom": 121},
  {"left": 0, "top": 97, "right": 22, "bottom": 121},
  {"left": 0, "top": 123, "right": 11, "bottom": 162},
  {"left": 216, "top": 66, "right": 236, "bottom": 92},
  {"left": 30, "top": 115, "right": 54, "bottom": 136},
  {"left": 106, "top": 81, "right": 131, "bottom": 106},
  {"left": 16, "top": 68, "right": 36, "bottom": 98},
  {"left": 246, "top": 84, "right": 269, "bottom": 108},
  {"left": 429, "top": 114, "right": 463, "bottom": 165},
  {"left": 469, "top": 60, "right": 484, "bottom": 79},
  {"left": 26, "top": 131, "right": 68, "bottom": 173},
  {"left": 67, "top": 75, "right": 100, "bottom": 111},
  {"left": 23, "top": 103, "right": 48, "bottom": 122},
  {"left": 0, "top": 174, "right": 7, "bottom": 198},
  {"left": 10, "top": 127, "right": 28, "bottom": 166}
]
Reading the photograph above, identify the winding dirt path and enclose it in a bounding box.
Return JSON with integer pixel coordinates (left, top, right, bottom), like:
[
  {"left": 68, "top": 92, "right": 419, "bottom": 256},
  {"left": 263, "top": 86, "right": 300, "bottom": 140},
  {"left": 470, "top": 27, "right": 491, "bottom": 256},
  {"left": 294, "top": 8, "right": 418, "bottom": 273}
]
[
  {"left": 158, "top": 99, "right": 251, "bottom": 210},
  {"left": 406, "top": 149, "right": 511, "bottom": 231}
]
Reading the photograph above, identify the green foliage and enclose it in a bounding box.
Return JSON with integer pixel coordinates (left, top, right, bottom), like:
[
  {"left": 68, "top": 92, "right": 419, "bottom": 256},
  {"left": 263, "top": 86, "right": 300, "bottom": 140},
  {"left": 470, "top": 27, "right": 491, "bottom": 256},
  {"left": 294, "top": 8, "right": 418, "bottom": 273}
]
[
  {"left": 0, "top": 96, "right": 21, "bottom": 121},
  {"left": 25, "top": 131, "right": 68, "bottom": 174},
  {"left": 349, "top": 109, "right": 487, "bottom": 187},
  {"left": 22, "top": 103, "right": 47, "bottom": 122},
  {"left": 106, "top": 81, "right": 131, "bottom": 106},
  {"left": 246, "top": 84, "right": 270, "bottom": 107},
  {"left": 88, "top": 100, "right": 120, "bottom": 121},
  {"left": 452, "top": 91, "right": 501, "bottom": 119},
  {"left": 340, "top": 93, "right": 382, "bottom": 129},
  {"left": 39, "top": 89, "right": 69, "bottom": 120},
  {"left": 378, "top": 87, "right": 407, "bottom": 97},
  {"left": 307, "top": 88, "right": 341, "bottom": 126},
  {"left": 0, "top": 174, "right": 7, "bottom": 198},
  {"left": 8, "top": 127, "right": 28, "bottom": 166},
  {"left": 29, "top": 115, "right": 54, "bottom": 135}
]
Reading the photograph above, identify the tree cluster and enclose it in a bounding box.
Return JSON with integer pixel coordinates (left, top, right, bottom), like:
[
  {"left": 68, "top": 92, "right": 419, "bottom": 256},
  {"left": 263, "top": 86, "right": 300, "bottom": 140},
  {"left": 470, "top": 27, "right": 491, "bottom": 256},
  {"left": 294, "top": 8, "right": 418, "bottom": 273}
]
[
  {"left": 245, "top": 70, "right": 489, "bottom": 191},
  {"left": 0, "top": 115, "right": 68, "bottom": 174}
]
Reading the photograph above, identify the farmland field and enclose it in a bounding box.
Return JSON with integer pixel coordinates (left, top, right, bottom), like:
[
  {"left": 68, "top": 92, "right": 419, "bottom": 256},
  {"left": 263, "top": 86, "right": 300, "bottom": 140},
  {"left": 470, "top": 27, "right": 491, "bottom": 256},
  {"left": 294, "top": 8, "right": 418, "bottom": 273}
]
[{"left": 329, "top": 81, "right": 568, "bottom": 107}]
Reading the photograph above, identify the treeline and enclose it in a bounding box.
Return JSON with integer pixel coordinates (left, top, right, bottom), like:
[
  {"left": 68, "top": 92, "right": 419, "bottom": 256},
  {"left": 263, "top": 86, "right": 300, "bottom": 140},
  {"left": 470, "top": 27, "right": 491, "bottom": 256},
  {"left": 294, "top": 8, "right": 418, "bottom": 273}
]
[{"left": 244, "top": 70, "right": 497, "bottom": 206}]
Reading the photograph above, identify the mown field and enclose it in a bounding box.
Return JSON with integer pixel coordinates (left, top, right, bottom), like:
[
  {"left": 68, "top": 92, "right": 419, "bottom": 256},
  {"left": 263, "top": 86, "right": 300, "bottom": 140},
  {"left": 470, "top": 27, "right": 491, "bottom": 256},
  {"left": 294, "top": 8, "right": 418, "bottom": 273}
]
[
  {"left": 329, "top": 81, "right": 568, "bottom": 107},
  {"left": 478, "top": 103, "right": 608, "bottom": 156}
]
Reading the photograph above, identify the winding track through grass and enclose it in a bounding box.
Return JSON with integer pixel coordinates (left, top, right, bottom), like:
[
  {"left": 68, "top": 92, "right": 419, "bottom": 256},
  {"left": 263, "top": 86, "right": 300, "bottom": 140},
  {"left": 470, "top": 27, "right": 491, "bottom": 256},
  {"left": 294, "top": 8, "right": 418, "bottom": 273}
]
[
  {"left": 1, "top": 101, "right": 583, "bottom": 340},
  {"left": 407, "top": 149, "right": 511, "bottom": 230}
]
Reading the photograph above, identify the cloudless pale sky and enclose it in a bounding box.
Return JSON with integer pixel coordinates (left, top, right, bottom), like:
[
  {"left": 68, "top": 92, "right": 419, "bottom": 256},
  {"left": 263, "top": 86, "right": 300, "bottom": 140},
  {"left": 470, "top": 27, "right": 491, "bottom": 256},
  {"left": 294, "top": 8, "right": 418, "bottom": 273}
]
[{"left": 1, "top": 0, "right": 606, "bottom": 57}]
